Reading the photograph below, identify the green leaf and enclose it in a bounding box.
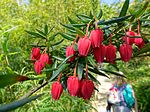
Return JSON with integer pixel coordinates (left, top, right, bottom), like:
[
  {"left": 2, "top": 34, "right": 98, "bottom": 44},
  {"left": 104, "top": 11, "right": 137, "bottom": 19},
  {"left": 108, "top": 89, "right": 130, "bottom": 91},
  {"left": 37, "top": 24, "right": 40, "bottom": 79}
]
[
  {"left": 60, "top": 23, "right": 75, "bottom": 30},
  {"left": 130, "top": 2, "right": 149, "bottom": 22},
  {"left": 68, "top": 17, "right": 77, "bottom": 24},
  {"left": 49, "top": 64, "right": 69, "bottom": 81},
  {"left": 71, "top": 24, "right": 86, "bottom": 28},
  {"left": 52, "top": 56, "right": 64, "bottom": 61},
  {"left": 98, "top": 15, "right": 131, "bottom": 25},
  {"left": 51, "top": 39, "right": 64, "bottom": 46},
  {"left": 102, "top": 69, "right": 126, "bottom": 77},
  {"left": 88, "top": 67, "right": 109, "bottom": 78},
  {"left": 59, "top": 32, "right": 75, "bottom": 41},
  {"left": 87, "top": 55, "right": 97, "bottom": 68},
  {"left": 44, "top": 24, "right": 48, "bottom": 35},
  {"left": 88, "top": 72, "right": 101, "bottom": 85},
  {"left": 96, "top": 9, "right": 103, "bottom": 20},
  {"left": 25, "top": 30, "right": 46, "bottom": 39},
  {"left": 0, "top": 94, "right": 43, "bottom": 112},
  {"left": 49, "top": 55, "right": 73, "bottom": 81},
  {"left": 0, "top": 74, "right": 30, "bottom": 88},
  {"left": 119, "top": 0, "right": 129, "bottom": 17},
  {"left": 36, "top": 29, "right": 46, "bottom": 36},
  {"left": 73, "top": 27, "right": 85, "bottom": 36},
  {"left": 49, "top": 33, "right": 59, "bottom": 41},
  {"left": 137, "top": 43, "right": 150, "bottom": 55},
  {"left": 77, "top": 63, "right": 84, "bottom": 80}
]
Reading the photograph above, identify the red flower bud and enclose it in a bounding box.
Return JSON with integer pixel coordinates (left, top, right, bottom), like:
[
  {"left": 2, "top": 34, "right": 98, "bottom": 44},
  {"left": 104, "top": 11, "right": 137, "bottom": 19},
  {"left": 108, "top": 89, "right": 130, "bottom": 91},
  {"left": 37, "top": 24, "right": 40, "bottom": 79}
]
[
  {"left": 119, "top": 44, "right": 132, "bottom": 62},
  {"left": 78, "top": 36, "right": 91, "bottom": 56},
  {"left": 66, "top": 46, "right": 76, "bottom": 62},
  {"left": 126, "top": 31, "right": 136, "bottom": 37},
  {"left": 81, "top": 79, "right": 94, "bottom": 100},
  {"left": 67, "top": 76, "right": 80, "bottom": 96},
  {"left": 34, "top": 60, "right": 44, "bottom": 74},
  {"left": 134, "top": 38, "right": 145, "bottom": 49},
  {"left": 105, "top": 45, "right": 116, "bottom": 64},
  {"left": 30, "top": 47, "right": 41, "bottom": 60},
  {"left": 40, "top": 53, "right": 52, "bottom": 66},
  {"left": 51, "top": 81, "right": 63, "bottom": 100},
  {"left": 93, "top": 45, "right": 106, "bottom": 63},
  {"left": 122, "top": 36, "right": 135, "bottom": 45},
  {"left": 90, "top": 29, "right": 103, "bottom": 48}
]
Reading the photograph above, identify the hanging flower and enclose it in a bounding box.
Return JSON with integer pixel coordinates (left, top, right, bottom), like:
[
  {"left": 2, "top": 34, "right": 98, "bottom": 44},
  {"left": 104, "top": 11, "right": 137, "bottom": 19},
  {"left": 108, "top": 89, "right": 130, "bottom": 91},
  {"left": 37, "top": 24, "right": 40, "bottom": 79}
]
[
  {"left": 78, "top": 36, "right": 91, "bottom": 57},
  {"left": 93, "top": 45, "right": 106, "bottom": 63},
  {"left": 90, "top": 29, "right": 103, "bottom": 48},
  {"left": 119, "top": 44, "right": 133, "bottom": 62},
  {"left": 81, "top": 79, "right": 94, "bottom": 100},
  {"left": 30, "top": 47, "right": 41, "bottom": 60},
  {"left": 34, "top": 60, "right": 44, "bottom": 74},
  {"left": 134, "top": 38, "right": 145, "bottom": 49},
  {"left": 67, "top": 76, "right": 80, "bottom": 96},
  {"left": 40, "top": 53, "right": 52, "bottom": 66},
  {"left": 126, "top": 31, "right": 136, "bottom": 37},
  {"left": 105, "top": 45, "right": 116, "bottom": 64},
  {"left": 51, "top": 73, "right": 63, "bottom": 100},
  {"left": 51, "top": 82, "right": 63, "bottom": 100},
  {"left": 122, "top": 36, "right": 135, "bottom": 45},
  {"left": 66, "top": 45, "right": 76, "bottom": 62}
]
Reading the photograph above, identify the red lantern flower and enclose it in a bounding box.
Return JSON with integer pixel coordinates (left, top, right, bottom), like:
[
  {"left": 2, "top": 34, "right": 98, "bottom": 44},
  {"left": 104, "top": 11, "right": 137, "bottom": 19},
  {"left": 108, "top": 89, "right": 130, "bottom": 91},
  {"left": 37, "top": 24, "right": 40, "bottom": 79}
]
[
  {"left": 119, "top": 44, "right": 132, "bottom": 62},
  {"left": 40, "top": 53, "right": 52, "bottom": 66},
  {"left": 51, "top": 81, "right": 63, "bottom": 100},
  {"left": 67, "top": 76, "right": 80, "bottom": 96},
  {"left": 105, "top": 45, "right": 116, "bottom": 64},
  {"left": 126, "top": 31, "right": 136, "bottom": 37},
  {"left": 90, "top": 29, "right": 103, "bottom": 48},
  {"left": 34, "top": 60, "right": 44, "bottom": 74},
  {"left": 78, "top": 36, "right": 91, "bottom": 56},
  {"left": 93, "top": 45, "right": 106, "bottom": 63},
  {"left": 30, "top": 47, "right": 41, "bottom": 60},
  {"left": 66, "top": 46, "right": 76, "bottom": 62},
  {"left": 134, "top": 38, "right": 145, "bottom": 49},
  {"left": 122, "top": 36, "right": 135, "bottom": 45},
  {"left": 81, "top": 79, "right": 94, "bottom": 100}
]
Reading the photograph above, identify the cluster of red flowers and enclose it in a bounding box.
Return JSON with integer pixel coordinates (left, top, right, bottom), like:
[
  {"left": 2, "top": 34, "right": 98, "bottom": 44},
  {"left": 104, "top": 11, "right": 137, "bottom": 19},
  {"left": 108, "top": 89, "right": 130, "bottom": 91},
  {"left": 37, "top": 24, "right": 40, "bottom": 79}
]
[
  {"left": 66, "top": 28, "right": 145, "bottom": 64},
  {"left": 30, "top": 48, "right": 52, "bottom": 74},
  {"left": 51, "top": 65, "right": 94, "bottom": 100}
]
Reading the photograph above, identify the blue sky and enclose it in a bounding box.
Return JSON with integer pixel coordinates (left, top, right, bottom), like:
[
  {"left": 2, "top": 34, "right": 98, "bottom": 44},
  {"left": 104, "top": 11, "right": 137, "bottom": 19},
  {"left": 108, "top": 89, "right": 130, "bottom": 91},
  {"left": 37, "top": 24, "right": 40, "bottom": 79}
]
[{"left": 101, "top": 0, "right": 120, "bottom": 5}]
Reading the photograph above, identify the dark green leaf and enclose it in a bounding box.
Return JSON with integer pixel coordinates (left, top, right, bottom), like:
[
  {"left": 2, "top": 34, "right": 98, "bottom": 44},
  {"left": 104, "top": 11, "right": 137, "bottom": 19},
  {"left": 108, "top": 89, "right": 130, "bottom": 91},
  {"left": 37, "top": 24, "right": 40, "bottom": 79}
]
[
  {"left": 97, "top": 9, "right": 103, "bottom": 20},
  {"left": 0, "top": 74, "right": 30, "bottom": 88},
  {"left": 130, "top": 2, "right": 149, "bottom": 22},
  {"left": 68, "top": 17, "right": 77, "bottom": 24},
  {"left": 88, "top": 67, "right": 109, "bottom": 78},
  {"left": 25, "top": 30, "right": 46, "bottom": 39},
  {"left": 88, "top": 55, "right": 97, "bottom": 68},
  {"left": 0, "top": 94, "right": 43, "bottom": 112},
  {"left": 49, "top": 55, "right": 73, "bottom": 81},
  {"left": 60, "top": 23, "right": 75, "bottom": 30},
  {"left": 77, "top": 63, "right": 84, "bottom": 80},
  {"left": 71, "top": 24, "right": 86, "bottom": 28},
  {"left": 44, "top": 24, "right": 48, "bottom": 35},
  {"left": 36, "top": 29, "right": 46, "bottom": 36},
  {"left": 137, "top": 43, "right": 150, "bottom": 55},
  {"left": 51, "top": 39, "right": 64, "bottom": 46},
  {"left": 52, "top": 56, "right": 64, "bottom": 61},
  {"left": 49, "top": 33, "right": 59, "bottom": 41},
  {"left": 73, "top": 27, "right": 84, "bottom": 36},
  {"left": 119, "top": 0, "right": 129, "bottom": 17},
  {"left": 102, "top": 69, "right": 126, "bottom": 77},
  {"left": 88, "top": 72, "right": 101, "bottom": 85},
  {"left": 48, "top": 25, "right": 55, "bottom": 34},
  {"left": 59, "top": 32, "right": 75, "bottom": 41},
  {"left": 98, "top": 15, "right": 131, "bottom": 25}
]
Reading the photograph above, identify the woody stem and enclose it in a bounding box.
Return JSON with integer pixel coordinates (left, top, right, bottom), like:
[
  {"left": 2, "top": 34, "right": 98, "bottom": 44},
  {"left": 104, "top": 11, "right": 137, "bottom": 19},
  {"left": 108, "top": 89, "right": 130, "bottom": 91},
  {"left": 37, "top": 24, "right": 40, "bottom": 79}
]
[
  {"left": 57, "top": 73, "right": 62, "bottom": 82},
  {"left": 86, "top": 64, "right": 88, "bottom": 79},
  {"left": 72, "top": 34, "right": 79, "bottom": 45},
  {"left": 86, "top": 24, "right": 90, "bottom": 36},
  {"left": 109, "top": 34, "right": 112, "bottom": 45}
]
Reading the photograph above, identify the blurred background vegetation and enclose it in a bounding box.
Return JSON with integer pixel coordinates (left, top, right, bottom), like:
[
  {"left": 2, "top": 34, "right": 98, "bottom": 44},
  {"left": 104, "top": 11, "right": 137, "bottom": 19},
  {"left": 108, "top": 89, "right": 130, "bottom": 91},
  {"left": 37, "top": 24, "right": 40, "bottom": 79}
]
[{"left": 0, "top": 0, "right": 149, "bottom": 112}]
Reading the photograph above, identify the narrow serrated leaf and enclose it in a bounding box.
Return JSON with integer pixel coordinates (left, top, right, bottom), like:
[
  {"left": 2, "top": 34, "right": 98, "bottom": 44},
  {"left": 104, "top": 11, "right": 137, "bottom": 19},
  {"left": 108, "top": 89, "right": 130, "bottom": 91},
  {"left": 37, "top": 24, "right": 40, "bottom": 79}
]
[
  {"left": 119, "top": 0, "right": 129, "bottom": 17},
  {"left": 51, "top": 39, "right": 64, "bottom": 46},
  {"left": 44, "top": 24, "right": 48, "bottom": 35},
  {"left": 59, "top": 32, "right": 75, "bottom": 41},
  {"left": 97, "top": 9, "right": 103, "bottom": 20}
]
